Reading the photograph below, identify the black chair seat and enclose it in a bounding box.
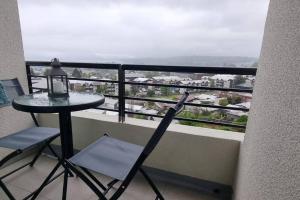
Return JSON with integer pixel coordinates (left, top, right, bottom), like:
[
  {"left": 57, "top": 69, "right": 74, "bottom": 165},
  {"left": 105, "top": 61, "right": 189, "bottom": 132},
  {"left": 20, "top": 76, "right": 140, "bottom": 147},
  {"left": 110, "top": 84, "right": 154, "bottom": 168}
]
[
  {"left": 0, "top": 127, "right": 60, "bottom": 151},
  {"left": 69, "top": 136, "right": 144, "bottom": 181}
]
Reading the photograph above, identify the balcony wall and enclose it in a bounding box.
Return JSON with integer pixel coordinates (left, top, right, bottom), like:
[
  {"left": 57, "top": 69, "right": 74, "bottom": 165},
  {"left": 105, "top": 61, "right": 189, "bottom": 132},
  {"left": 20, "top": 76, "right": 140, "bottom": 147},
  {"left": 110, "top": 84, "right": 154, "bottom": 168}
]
[
  {"left": 0, "top": 0, "right": 33, "bottom": 137},
  {"left": 38, "top": 111, "right": 243, "bottom": 186},
  {"left": 234, "top": 1, "right": 300, "bottom": 199}
]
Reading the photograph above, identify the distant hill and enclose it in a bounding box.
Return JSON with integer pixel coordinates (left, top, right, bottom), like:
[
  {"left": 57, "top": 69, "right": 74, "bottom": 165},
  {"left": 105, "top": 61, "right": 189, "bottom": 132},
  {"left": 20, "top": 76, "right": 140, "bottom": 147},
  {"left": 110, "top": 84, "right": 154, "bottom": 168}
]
[{"left": 103, "top": 56, "right": 258, "bottom": 68}]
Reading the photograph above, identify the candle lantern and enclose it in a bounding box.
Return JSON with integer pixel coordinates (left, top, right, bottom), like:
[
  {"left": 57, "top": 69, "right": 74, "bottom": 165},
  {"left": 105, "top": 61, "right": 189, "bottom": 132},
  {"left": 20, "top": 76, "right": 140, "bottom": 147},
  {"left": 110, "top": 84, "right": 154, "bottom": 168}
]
[{"left": 46, "top": 58, "right": 69, "bottom": 98}]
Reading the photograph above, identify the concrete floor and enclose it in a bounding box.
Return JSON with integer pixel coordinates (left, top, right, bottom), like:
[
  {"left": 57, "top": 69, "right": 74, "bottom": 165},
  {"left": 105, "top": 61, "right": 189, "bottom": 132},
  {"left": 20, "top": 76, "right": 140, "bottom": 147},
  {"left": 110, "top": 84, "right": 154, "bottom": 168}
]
[{"left": 0, "top": 155, "right": 218, "bottom": 200}]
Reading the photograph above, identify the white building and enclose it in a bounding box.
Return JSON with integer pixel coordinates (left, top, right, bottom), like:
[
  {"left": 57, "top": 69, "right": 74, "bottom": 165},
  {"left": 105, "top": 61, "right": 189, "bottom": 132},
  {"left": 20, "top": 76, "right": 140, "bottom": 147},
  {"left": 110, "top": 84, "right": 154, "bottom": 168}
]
[{"left": 210, "top": 75, "right": 236, "bottom": 88}]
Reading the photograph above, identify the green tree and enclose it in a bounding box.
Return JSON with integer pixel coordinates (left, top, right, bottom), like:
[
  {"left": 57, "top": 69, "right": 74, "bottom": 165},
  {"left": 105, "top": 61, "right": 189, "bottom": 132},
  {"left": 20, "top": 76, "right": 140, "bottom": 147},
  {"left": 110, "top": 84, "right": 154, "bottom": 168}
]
[
  {"left": 147, "top": 90, "right": 155, "bottom": 97},
  {"left": 227, "top": 96, "right": 242, "bottom": 104},
  {"left": 234, "top": 115, "right": 248, "bottom": 125},
  {"left": 161, "top": 87, "right": 171, "bottom": 96},
  {"left": 96, "top": 85, "right": 107, "bottom": 94},
  {"left": 219, "top": 98, "right": 229, "bottom": 106}
]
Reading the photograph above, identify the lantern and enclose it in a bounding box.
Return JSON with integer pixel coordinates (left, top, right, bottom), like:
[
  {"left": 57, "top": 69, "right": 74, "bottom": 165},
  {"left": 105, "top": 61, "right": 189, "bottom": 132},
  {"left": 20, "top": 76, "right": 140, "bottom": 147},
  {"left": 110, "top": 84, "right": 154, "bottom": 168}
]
[{"left": 46, "top": 58, "right": 69, "bottom": 98}]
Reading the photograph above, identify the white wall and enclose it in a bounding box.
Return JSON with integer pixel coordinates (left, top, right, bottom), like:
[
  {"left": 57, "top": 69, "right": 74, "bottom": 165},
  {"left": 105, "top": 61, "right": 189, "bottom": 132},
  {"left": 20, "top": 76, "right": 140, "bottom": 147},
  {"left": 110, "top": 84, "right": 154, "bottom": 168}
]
[
  {"left": 39, "top": 112, "right": 243, "bottom": 186},
  {"left": 0, "top": 0, "right": 33, "bottom": 137},
  {"left": 234, "top": 1, "right": 300, "bottom": 199}
]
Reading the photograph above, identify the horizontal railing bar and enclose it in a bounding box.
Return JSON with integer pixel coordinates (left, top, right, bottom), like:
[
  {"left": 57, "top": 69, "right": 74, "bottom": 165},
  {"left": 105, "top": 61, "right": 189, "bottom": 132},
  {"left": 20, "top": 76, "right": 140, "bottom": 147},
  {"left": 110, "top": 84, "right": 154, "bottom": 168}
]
[
  {"left": 124, "top": 81, "right": 253, "bottom": 93},
  {"left": 31, "top": 87, "right": 47, "bottom": 91},
  {"left": 103, "top": 94, "right": 118, "bottom": 98},
  {"left": 30, "top": 75, "right": 252, "bottom": 93},
  {"left": 125, "top": 111, "right": 245, "bottom": 128},
  {"left": 30, "top": 87, "right": 118, "bottom": 98},
  {"left": 26, "top": 61, "right": 257, "bottom": 75},
  {"left": 68, "top": 77, "right": 118, "bottom": 83},
  {"left": 26, "top": 61, "right": 120, "bottom": 69},
  {"left": 29, "top": 75, "right": 118, "bottom": 83},
  {"left": 125, "top": 96, "right": 249, "bottom": 111},
  {"left": 94, "top": 107, "right": 118, "bottom": 112},
  {"left": 123, "top": 64, "right": 257, "bottom": 75},
  {"left": 29, "top": 75, "right": 46, "bottom": 78}
]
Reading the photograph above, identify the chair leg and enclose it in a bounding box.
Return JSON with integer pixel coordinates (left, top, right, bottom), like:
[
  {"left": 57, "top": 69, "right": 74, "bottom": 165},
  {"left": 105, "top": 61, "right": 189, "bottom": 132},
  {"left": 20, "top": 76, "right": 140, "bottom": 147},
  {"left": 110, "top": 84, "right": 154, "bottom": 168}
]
[
  {"left": 47, "top": 144, "right": 74, "bottom": 177},
  {"left": 65, "top": 161, "right": 107, "bottom": 200},
  {"left": 103, "top": 179, "right": 119, "bottom": 195},
  {"left": 0, "top": 179, "right": 15, "bottom": 200},
  {"left": 62, "top": 170, "right": 68, "bottom": 200},
  {"left": 139, "top": 168, "right": 164, "bottom": 200},
  {"left": 47, "top": 144, "right": 60, "bottom": 159},
  {"left": 31, "top": 160, "right": 62, "bottom": 200},
  {"left": 30, "top": 144, "right": 47, "bottom": 167},
  {"left": 30, "top": 137, "right": 59, "bottom": 167},
  {"left": 80, "top": 167, "right": 107, "bottom": 191}
]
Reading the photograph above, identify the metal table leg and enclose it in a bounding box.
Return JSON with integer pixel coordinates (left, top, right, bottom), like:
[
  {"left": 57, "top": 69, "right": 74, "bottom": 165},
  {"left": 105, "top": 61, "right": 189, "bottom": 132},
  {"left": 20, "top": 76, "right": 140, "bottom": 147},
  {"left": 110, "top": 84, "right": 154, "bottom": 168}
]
[
  {"left": 59, "top": 111, "right": 74, "bottom": 159},
  {"left": 58, "top": 111, "right": 74, "bottom": 200}
]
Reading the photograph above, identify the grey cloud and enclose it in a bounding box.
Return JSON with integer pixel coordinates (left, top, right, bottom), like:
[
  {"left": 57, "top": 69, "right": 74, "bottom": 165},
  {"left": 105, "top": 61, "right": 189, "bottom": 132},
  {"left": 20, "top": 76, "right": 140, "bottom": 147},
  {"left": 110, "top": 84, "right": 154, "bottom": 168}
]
[{"left": 17, "top": 0, "right": 269, "bottom": 61}]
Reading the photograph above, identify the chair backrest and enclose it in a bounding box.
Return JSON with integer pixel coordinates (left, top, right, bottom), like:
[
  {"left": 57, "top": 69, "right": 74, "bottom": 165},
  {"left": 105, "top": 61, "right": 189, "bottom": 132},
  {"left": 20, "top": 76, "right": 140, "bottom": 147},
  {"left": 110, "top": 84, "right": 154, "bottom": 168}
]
[
  {"left": 122, "top": 92, "right": 189, "bottom": 186},
  {"left": 142, "top": 91, "right": 189, "bottom": 156},
  {"left": 0, "top": 78, "right": 25, "bottom": 103},
  {"left": 0, "top": 78, "right": 39, "bottom": 126}
]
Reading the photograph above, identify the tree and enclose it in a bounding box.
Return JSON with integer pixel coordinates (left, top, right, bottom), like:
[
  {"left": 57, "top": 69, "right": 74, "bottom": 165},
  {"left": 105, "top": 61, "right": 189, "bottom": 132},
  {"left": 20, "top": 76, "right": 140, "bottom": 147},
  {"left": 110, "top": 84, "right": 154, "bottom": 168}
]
[
  {"left": 234, "top": 115, "right": 248, "bottom": 125},
  {"left": 131, "top": 86, "right": 139, "bottom": 96},
  {"left": 147, "top": 90, "right": 155, "bottom": 97},
  {"left": 233, "top": 75, "right": 246, "bottom": 86},
  {"left": 210, "top": 79, "right": 215, "bottom": 88},
  {"left": 145, "top": 71, "right": 159, "bottom": 78},
  {"left": 219, "top": 98, "right": 229, "bottom": 106},
  {"left": 227, "top": 96, "right": 242, "bottom": 104},
  {"left": 72, "top": 68, "right": 82, "bottom": 78},
  {"left": 96, "top": 85, "right": 107, "bottom": 94},
  {"left": 161, "top": 87, "right": 171, "bottom": 96}
]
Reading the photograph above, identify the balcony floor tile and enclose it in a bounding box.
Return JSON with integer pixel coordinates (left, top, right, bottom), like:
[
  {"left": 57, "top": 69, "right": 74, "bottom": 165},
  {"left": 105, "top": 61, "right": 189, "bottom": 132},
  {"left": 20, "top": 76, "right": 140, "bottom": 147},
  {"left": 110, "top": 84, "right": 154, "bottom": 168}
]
[{"left": 1, "top": 155, "right": 217, "bottom": 200}]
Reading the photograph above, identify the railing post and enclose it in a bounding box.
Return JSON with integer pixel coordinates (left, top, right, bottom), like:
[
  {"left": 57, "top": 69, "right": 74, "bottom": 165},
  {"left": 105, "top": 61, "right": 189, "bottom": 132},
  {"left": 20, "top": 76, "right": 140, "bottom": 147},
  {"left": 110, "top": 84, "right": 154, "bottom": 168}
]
[
  {"left": 118, "top": 64, "right": 125, "bottom": 122},
  {"left": 25, "top": 64, "right": 33, "bottom": 94}
]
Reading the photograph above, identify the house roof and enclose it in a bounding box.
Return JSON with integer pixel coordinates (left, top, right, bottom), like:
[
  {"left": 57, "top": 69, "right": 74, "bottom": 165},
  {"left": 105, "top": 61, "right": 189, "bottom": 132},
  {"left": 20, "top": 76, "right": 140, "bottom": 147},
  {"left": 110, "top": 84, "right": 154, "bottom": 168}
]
[
  {"left": 153, "top": 76, "right": 190, "bottom": 82},
  {"left": 210, "top": 74, "right": 236, "bottom": 81},
  {"left": 133, "top": 78, "right": 151, "bottom": 82}
]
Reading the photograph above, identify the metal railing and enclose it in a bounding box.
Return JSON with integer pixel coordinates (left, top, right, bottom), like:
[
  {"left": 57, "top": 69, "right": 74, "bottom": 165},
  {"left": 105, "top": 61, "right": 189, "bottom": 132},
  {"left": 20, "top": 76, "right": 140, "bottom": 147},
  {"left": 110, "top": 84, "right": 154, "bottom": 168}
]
[{"left": 25, "top": 61, "right": 257, "bottom": 131}]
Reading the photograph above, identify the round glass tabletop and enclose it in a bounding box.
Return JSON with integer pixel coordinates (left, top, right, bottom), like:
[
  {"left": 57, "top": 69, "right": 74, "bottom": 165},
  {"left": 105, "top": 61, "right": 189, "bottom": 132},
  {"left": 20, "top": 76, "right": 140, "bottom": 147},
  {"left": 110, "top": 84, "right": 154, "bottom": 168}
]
[{"left": 12, "top": 92, "right": 105, "bottom": 113}]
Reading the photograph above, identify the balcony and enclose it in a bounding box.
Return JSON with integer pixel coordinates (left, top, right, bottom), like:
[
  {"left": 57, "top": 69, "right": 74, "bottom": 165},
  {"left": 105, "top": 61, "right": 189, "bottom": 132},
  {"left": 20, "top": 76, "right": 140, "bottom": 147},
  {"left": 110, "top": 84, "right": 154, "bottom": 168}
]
[
  {"left": 0, "top": 62, "right": 254, "bottom": 199},
  {"left": 1, "top": 1, "right": 299, "bottom": 200},
  {"left": 11, "top": 61, "right": 251, "bottom": 199}
]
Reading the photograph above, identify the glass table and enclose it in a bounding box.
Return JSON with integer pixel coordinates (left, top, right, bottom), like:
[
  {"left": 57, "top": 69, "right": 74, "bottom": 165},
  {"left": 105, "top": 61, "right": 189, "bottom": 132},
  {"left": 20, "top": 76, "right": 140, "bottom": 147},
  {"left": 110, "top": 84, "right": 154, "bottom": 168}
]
[{"left": 12, "top": 92, "right": 105, "bottom": 199}]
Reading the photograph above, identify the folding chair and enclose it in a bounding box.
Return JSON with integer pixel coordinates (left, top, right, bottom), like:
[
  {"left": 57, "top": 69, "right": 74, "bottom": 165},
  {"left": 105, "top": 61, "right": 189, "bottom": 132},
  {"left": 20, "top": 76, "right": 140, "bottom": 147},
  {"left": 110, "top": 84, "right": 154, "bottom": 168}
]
[
  {"left": 33, "top": 92, "right": 189, "bottom": 200},
  {"left": 0, "top": 78, "right": 61, "bottom": 200}
]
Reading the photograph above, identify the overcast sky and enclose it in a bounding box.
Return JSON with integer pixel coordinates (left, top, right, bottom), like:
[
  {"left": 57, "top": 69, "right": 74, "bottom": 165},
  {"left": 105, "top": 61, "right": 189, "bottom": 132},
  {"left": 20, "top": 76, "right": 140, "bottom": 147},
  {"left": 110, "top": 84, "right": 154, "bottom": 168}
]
[{"left": 18, "top": 0, "right": 269, "bottom": 62}]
